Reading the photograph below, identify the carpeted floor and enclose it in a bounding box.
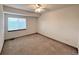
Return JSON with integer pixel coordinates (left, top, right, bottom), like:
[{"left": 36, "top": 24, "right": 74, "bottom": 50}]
[{"left": 1, "top": 33, "right": 78, "bottom": 55}]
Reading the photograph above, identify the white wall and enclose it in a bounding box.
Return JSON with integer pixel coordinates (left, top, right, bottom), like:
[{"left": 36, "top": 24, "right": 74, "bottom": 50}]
[
  {"left": 3, "top": 5, "right": 39, "bottom": 40},
  {"left": 5, "top": 14, "right": 37, "bottom": 39},
  {"left": 0, "top": 5, "right": 4, "bottom": 53},
  {"left": 38, "top": 5, "right": 79, "bottom": 48}
]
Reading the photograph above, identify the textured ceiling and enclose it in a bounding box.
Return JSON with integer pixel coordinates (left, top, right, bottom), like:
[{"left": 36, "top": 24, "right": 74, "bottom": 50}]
[{"left": 4, "top": 4, "right": 72, "bottom": 13}]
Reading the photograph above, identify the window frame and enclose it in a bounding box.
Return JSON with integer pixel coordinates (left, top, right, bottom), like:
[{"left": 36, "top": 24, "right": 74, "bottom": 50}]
[{"left": 7, "top": 14, "right": 27, "bottom": 32}]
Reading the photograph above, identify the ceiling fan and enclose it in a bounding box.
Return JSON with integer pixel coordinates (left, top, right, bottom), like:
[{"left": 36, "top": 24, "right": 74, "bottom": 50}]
[{"left": 34, "top": 4, "right": 46, "bottom": 13}]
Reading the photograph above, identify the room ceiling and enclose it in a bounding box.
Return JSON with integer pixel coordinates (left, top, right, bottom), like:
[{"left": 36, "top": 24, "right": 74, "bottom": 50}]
[{"left": 4, "top": 4, "right": 72, "bottom": 13}]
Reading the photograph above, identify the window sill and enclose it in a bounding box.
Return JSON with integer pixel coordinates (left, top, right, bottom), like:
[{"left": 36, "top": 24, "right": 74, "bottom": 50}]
[{"left": 8, "top": 29, "right": 27, "bottom": 32}]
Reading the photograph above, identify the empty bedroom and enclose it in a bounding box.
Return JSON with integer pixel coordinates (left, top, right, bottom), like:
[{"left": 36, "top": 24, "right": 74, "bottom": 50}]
[{"left": 0, "top": 4, "right": 79, "bottom": 55}]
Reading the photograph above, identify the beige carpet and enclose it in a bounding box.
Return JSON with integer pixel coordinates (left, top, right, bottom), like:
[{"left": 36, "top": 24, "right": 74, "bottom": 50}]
[{"left": 1, "top": 33, "right": 78, "bottom": 55}]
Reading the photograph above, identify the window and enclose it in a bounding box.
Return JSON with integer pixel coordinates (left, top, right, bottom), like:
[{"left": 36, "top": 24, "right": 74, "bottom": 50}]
[{"left": 8, "top": 17, "right": 27, "bottom": 31}]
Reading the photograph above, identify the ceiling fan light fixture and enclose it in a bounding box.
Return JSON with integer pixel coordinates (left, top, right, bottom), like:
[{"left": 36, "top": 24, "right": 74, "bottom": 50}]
[
  {"left": 35, "top": 4, "right": 45, "bottom": 13},
  {"left": 35, "top": 7, "right": 45, "bottom": 13},
  {"left": 35, "top": 4, "right": 41, "bottom": 8}
]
